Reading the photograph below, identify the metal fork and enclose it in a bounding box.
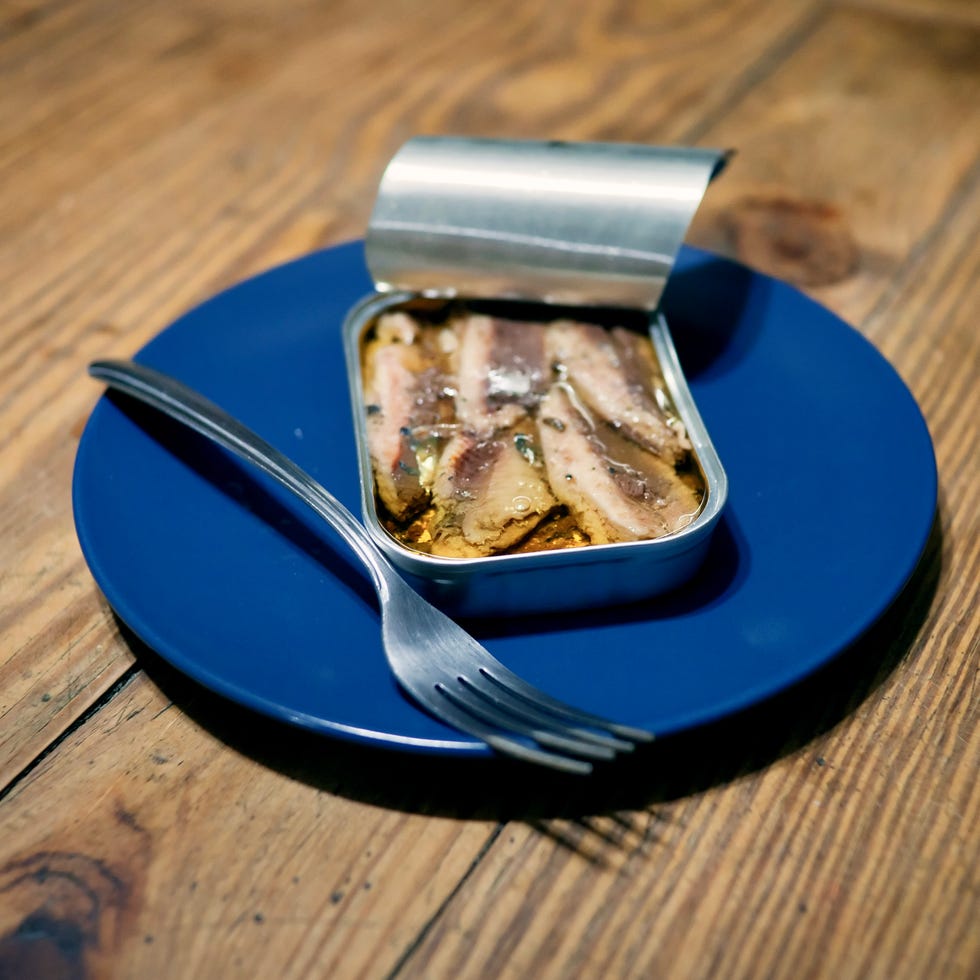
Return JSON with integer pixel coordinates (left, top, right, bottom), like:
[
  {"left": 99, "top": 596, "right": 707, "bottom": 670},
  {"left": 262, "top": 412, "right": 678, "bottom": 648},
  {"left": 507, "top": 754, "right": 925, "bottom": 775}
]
[{"left": 88, "top": 359, "right": 653, "bottom": 774}]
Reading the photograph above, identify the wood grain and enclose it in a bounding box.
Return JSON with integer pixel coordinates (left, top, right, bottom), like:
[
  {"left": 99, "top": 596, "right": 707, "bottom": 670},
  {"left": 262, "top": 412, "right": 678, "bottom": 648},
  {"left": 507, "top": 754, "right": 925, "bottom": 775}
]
[
  {"left": 0, "top": 670, "right": 498, "bottom": 978},
  {"left": 0, "top": 0, "right": 821, "bottom": 787},
  {"left": 687, "top": 2, "right": 980, "bottom": 321},
  {"left": 0, "top": 0, "right": 977, "bottom": 977},
  {"left": 398, "top": 170, "right": 980, "bottom": 980}
]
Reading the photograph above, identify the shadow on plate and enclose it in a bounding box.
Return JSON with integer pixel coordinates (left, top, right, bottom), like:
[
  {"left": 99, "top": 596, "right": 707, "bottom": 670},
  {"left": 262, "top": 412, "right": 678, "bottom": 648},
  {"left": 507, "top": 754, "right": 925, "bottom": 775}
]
[
  {"left": 466, "top": 511, "right": 747, "bottom": 638},
  {"left": 662, "top": 252, "right": 762, "bottom": 381},
  {"left": 121, "top": 510, "right": 941, "bottom": 828}
]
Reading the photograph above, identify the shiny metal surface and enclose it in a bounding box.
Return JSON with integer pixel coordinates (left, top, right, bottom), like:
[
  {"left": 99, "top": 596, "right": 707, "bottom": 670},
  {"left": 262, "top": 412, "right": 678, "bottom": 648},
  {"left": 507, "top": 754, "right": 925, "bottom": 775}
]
[
  {"left": 366, "top": 137, "right": 729, "bottom": 310},
  {"left": 88, "top": 358, "right": 653, "bottom": 773},
  {"left": 343, "top": 295, "right": 728, "bottom": 617}
]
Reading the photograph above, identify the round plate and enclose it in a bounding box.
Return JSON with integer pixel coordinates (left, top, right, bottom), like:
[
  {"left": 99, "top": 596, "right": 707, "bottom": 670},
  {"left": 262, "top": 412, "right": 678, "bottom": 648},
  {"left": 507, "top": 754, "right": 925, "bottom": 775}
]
[{"left": 72, "top": 242, "right": 937, "bottom": 756}]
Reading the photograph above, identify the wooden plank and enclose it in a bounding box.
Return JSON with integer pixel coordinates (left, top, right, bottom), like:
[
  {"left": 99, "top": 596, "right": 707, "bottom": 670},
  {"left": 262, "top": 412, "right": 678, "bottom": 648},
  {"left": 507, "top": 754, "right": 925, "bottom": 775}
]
[
  {"left": 844, "top": 0, "right": 980, "bottom": 27},
  {"left": 686, "top": 2, "right": 980, "bottom": 325},
  {"left": 0, "top": 0, "right": 531, "bottom": 787},
  {"left": 395, "top": 158, "right": 980, "bottom": 980},
  {"left": 0, "top": 0, "right": 822, "bottom": 786},
  {"left": 0, "top": 670, "right": 500, "bottom": 978},
  {"left": 0, "top": 1, "right": 977, "bottom": 977},
  {"left": 0, "top": 0, "right": 453, "bottom": 241}
]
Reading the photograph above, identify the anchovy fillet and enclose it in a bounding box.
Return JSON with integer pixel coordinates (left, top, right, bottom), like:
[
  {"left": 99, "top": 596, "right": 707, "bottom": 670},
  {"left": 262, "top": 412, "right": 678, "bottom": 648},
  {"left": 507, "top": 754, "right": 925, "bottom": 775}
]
[
  {"left": 537, "top": 385, "right": 701, "bottom": 544},
  {"left": 429, "top": 428, "right": 556, "bottom": 557},
  {"left": 453, "top": 315, "right": 548, "bottom": 434},
  {"left": 545, "top": 320, "right": 687, "bottom": 464},
  {"left": 362, "top": 321, "right": 451, "bottom": 521}
]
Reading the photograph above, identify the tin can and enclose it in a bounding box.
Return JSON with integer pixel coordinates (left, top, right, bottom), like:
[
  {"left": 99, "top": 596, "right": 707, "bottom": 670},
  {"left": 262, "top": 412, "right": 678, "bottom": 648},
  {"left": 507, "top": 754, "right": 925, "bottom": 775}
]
[{"left": 343, "top": 137, "right": 730, "bottom": 616}]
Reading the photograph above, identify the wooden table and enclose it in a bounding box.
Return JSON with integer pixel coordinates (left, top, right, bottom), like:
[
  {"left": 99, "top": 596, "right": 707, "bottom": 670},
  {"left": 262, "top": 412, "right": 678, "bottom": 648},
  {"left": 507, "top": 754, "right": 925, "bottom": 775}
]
[{"left": 2, "top": 1, "right": 977, "bottom": 976}]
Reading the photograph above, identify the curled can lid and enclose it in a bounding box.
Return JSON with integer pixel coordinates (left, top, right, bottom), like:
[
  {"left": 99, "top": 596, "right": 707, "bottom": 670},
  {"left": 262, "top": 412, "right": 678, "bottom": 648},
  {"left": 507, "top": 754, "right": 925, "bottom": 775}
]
[{"left": 365, "top": 136, "right": 730, "bottom": 310}]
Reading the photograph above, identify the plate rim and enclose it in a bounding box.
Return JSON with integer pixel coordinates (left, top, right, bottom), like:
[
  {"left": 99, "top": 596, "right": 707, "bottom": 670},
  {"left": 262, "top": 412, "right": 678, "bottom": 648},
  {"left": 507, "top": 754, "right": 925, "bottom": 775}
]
[{"left": 72, "top": 241, "right": 938, "bottom": 756}]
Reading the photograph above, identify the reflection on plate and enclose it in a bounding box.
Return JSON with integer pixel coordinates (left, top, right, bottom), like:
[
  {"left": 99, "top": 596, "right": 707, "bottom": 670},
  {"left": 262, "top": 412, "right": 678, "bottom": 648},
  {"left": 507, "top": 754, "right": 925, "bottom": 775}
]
[{"left": 72, "top": 243, "right": 937, "bottom": 756}]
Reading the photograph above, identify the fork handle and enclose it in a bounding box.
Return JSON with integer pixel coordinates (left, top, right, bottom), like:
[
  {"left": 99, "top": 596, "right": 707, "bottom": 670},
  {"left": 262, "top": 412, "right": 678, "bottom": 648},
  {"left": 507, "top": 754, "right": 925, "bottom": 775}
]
[{"left": 88, "top": 359, "right": 396, "bottom": 601}]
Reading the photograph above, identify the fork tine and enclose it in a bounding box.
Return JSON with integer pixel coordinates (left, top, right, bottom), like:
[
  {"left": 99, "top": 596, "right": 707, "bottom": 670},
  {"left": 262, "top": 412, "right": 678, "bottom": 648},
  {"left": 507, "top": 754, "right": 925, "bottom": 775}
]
[
  {"left": 477, "top": 665, "right": 655, "bottom": 744},
  {"left": 481, "top": 735, "right": 594, "bottom": 776},
  {"left": 435, "top": 682, "right": 617, "bottom": 762},
  {"left": 406, "top": 687, "right": 595, "bottom": 774},
  {"left": 455, "top": 675, "right": 633, "bottom": 753},
  {"left": 88, "top": 359, "right": 635, "bottom": 776}
]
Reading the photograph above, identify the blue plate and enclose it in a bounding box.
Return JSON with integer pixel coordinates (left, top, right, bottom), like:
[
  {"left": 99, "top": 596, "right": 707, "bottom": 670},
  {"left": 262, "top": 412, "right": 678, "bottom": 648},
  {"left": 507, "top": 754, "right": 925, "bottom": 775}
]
[{"left": 72, "top": 242, "right": 937, "bottom": 756}]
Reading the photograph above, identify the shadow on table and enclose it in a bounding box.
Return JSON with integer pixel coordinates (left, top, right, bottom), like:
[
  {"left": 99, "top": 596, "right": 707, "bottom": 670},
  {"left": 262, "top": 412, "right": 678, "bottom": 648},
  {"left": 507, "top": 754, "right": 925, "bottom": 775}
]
[{"left": 123, "top": 512, "right": 942, "bottom": 829}]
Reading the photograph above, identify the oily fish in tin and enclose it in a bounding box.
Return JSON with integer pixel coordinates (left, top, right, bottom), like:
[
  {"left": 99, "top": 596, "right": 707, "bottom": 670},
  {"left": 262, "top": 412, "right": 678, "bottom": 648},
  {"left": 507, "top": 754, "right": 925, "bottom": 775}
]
[{"left": 360, "top": 309, "right": 704, "bottom": 559}]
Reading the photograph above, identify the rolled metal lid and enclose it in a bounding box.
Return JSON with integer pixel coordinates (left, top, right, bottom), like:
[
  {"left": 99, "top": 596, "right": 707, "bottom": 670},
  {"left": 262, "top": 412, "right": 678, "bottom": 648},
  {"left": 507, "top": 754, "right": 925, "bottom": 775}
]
[{"left": 365, "top": 136, "right": 729, "bottom": 310}]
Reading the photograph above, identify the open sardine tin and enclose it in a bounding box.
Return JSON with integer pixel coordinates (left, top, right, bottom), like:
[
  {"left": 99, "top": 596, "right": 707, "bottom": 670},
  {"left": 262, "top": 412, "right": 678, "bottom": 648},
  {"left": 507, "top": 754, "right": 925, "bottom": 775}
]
[{"left": 343, "top": 137, "right": 730, "bottom": 616}]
